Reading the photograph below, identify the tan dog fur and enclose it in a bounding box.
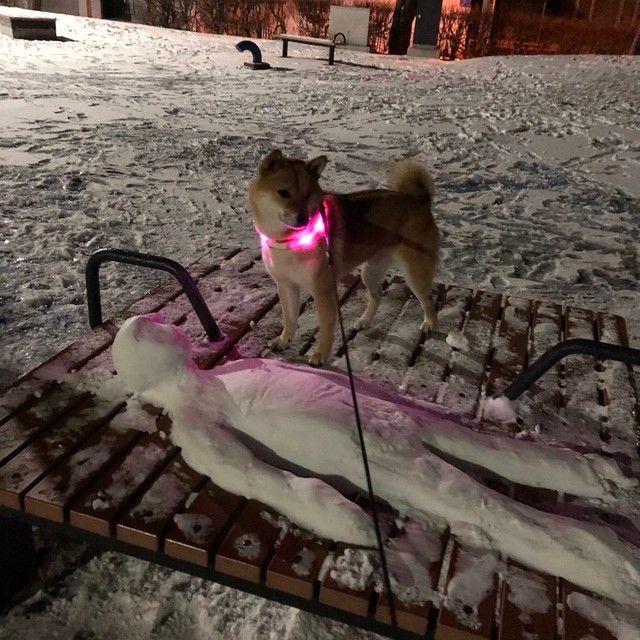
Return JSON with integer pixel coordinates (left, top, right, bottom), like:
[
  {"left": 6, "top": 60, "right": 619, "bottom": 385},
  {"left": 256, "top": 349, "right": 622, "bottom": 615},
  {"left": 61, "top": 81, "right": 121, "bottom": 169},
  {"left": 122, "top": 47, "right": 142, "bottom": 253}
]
[{"left": 249, "top": 150, "right": 440, "bottom": 366}]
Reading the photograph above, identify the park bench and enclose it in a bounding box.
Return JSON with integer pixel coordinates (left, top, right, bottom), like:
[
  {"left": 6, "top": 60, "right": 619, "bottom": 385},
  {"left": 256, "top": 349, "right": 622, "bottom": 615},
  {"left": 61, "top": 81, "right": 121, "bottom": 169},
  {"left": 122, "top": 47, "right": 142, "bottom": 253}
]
[
  {"left": 0, "top": 245, "right": 638, "bottom": 639},
  {"left": 0, "top": 12, "right": 57, "bottom": 40},
  {"left": 277, "top": 34, "right": 338, "bottom": 65}
]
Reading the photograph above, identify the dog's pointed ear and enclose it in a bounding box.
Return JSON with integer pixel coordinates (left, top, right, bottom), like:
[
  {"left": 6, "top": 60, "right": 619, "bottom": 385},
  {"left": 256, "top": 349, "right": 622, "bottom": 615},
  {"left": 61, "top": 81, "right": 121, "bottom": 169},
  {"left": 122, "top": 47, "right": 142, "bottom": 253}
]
[
  {"left": 305, "top": 155, "right": 328, "bottom": 178},
  {"left": 259, "top": 150, "right": 285, "bottom": 175}
]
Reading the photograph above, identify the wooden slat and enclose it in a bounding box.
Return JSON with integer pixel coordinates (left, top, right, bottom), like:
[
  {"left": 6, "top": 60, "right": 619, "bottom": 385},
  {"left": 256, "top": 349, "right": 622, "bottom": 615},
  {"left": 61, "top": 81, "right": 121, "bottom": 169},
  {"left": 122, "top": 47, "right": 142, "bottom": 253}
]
[
  {"left": 596, "top": 312, "right": 639, "bottom": 446},
  {"left": 144, "top": 250, "right": 264, "bottom": 332},
  {"left": 295, "top": 274, "right": 362, "bottom": 363},
  {"left": 484, "top": 296, "right": 532, "bottom": 403},
  {"left": 0, "top": 386, "right": 90, "bottom": 466},
  {"left": 229, "top": 294, "right": 305, "bottom": 361},
  {"left": 24, "top": 421, "right": 142, "bottom": 522},
  {"left": 180, "top": 253, "right": 270, "bottom": 333},
  {"left": 214, "top": 500, "right": 283, "bottom": 583},
  {"left": 402, "top": 285, "right": 474, "bottom": 402},
  {"left": 375, "top": 525, "right": 448, "bottom": 635},
  {"left": 232, "top": 273, "right": 360, "bottom": 365},
  {"left": 332, "top": 278, "right": 412, "bottom": 373},
  {"left": 164, "top": 480, "right": 244, "bottom": 567},
  {"left": 438, "top": 291, "right": 503, "bottom": 417},
  {"left": 109, "top": 249, "right": 239, "bottom": 325},
  {"left": 319, "top": 543, "right": 375, "bottom": 617},
  {"left": 498, "top": 563, "right": 556, "bottom": 640},
  {"left": 512, "top": 482, "right": 557, "bottom": 506},
  {"left": 183, "top": 265, "right": 279, "bottom": 368},
  {"left": 365, "top": 285, "right": 444, "bottom": 392},
  {"left": 0, "top": 326, "right": 114, "bottom": 425},
  {"left": 562, "top": 583, "right": 616, "bottom": 640},
  {"left": 266, "top": 530, "right": 330, "bottom": 599},
  {"left": 116, "top": 455, "right": 205, "bottom": 551},
  {"left": 69, "top": 429, "right": 176, "bottom": 536},
  {"left": 564, "top": 307, "right": 601, "bottom": 442},
  {"left": 0, "top": 396, "right": 124, "bottom": 509},
  {"left": 437, "top": 542, "right": 500, "bottom": 640},
  {"left": 520, "top": 301, "right": 564, "bottom": 430}
]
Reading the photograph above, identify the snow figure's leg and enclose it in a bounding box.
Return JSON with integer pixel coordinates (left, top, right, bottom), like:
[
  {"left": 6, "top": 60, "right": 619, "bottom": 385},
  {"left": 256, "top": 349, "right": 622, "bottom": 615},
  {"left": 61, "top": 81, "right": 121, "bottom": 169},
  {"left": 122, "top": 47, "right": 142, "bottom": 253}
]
[
  {"left": 354, "top": 252, "right": 393, "bottom": 331},
  {"left": 269, "top": 282, "right": 301, "bottom": 351},
  {"left": 413, "top": 412, "right": 638, "bottom": 499},
  {"left": 361, "top": 447, "right": 640, "bottom": 606}
]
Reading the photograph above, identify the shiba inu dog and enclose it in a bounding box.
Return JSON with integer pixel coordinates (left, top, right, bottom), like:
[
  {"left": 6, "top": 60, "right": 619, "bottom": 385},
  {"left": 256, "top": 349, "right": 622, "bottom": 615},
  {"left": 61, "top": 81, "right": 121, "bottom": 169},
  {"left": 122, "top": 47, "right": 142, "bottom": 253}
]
[{"left": 249, "top": 149, "right": 440, "bottom": 366}]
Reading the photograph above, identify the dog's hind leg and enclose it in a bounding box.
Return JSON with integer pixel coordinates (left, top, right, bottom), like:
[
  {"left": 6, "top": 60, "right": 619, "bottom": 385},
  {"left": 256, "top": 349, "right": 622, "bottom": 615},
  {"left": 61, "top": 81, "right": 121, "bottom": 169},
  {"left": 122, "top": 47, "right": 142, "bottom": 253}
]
[
  {"left": 354, "top": 253, "right": 393, "bottom": 331},
  {"left": 396, "top": 247, "right": 438, "bottom": 332},
  {"left": 269, "top": 282, "right": 301, "bottom": 351}
]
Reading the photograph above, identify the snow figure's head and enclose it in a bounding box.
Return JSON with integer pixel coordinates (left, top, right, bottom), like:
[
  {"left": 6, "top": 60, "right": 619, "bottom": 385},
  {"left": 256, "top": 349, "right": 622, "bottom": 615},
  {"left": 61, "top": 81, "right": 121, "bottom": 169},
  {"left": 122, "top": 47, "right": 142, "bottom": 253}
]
[{"left": 112, "top": 314, "right": 194, "bottom": 396}]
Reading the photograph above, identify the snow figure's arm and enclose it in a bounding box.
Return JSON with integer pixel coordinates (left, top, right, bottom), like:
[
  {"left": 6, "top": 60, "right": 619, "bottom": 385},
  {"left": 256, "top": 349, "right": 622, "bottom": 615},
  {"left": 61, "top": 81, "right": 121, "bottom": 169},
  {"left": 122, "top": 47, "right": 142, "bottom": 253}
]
[{"left": 170, "top": 416, "right": 376, "bottom": 547}]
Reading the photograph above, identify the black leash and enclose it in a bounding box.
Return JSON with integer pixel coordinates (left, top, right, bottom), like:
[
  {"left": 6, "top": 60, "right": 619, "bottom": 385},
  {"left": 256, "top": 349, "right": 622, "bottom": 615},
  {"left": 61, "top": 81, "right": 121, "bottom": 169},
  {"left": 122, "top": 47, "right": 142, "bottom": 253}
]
[{"left": 319, "top": 203, "right": 398, "bottom": 630}]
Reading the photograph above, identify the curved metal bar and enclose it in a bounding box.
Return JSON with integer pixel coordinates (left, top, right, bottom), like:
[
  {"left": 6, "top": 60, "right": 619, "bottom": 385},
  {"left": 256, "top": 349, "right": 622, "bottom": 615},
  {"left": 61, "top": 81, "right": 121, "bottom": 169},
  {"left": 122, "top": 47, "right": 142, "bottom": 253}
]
[
  {"left": 500, "top": 338, "right": 640, "bottom": 401},
  {"left": 235, "top": 40, "right": 264, "bottom": 64},
  {"left": 333, "top": 32, "right": 347, "bottom": 44},
  {"left": 85, "top": 248, "right": 224, "bottom": 342}
]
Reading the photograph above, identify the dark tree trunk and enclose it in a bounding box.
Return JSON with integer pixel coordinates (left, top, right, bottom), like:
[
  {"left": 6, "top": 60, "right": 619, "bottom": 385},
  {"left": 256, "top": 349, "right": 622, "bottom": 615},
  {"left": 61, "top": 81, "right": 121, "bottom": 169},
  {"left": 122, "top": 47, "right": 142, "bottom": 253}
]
[
  {"left": 631, "top": 22, "right": 640, "bottom": 54},
  {"left": 388, "top": 0, "right": 418, "bottom": 55}
]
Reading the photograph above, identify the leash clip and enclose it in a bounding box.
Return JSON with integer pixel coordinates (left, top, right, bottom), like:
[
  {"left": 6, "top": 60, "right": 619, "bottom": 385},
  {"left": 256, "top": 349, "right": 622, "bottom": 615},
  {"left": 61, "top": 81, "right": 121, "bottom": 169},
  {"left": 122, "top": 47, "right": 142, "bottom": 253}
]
[{"left": 319, "top": 201, "right": 334, "bottom": 266}]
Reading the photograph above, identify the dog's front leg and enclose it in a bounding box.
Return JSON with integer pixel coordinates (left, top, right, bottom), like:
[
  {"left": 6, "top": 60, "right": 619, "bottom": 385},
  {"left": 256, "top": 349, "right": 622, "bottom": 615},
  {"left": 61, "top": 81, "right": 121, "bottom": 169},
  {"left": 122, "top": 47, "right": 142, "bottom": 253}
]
[
  {"left": 309, "top": 281, "right": 337, "bottom": 366},
  {"left": 269, "top": 282, "right": 301, "bottom": 352}
]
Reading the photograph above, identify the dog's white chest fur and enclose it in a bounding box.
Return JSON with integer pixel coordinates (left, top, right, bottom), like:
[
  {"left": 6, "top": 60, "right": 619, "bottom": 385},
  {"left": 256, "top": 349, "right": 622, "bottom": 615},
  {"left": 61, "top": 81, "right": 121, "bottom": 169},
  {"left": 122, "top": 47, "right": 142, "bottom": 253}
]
[{"left": 262, "top": 246, "right": 327, "bottom": 290}]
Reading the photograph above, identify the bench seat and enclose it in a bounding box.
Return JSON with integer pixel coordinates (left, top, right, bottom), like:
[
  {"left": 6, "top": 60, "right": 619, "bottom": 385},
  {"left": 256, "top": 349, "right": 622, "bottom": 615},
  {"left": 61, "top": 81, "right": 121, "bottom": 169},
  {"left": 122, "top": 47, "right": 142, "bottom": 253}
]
[
  {"left": 0, "top": 13, "right": 57, "bottom": 40},
  {"left": 0, "top": 245, "right": 637, "bottom": 638},
  {"left": 277, "top": 34, "right": 337, "bottom": 65}
]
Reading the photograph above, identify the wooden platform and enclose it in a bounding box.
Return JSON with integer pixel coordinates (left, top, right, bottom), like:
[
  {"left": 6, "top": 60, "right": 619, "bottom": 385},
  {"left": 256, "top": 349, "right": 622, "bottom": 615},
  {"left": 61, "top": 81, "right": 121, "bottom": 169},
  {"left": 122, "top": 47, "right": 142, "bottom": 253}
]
[
  {"left": 0, "top": 13, "right": 57, "bottom": 40},
  {"left": 1, "top": 246, "right": 638, "bottom": 639}
]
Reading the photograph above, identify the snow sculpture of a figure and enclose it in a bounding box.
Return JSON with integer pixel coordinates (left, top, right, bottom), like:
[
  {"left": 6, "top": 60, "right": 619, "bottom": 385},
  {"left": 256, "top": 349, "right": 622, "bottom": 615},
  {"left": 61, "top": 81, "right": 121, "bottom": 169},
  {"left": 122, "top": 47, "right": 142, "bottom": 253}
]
[{"left": 112, "top": 314, "right": 640, "bottom": 606}]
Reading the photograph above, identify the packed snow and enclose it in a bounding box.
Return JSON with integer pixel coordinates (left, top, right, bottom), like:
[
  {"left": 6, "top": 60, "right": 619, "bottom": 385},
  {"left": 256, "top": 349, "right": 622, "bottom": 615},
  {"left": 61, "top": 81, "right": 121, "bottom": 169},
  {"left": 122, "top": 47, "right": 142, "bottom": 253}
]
[{"left": 1, "top": 6, "right": 639, "bottom": 640}]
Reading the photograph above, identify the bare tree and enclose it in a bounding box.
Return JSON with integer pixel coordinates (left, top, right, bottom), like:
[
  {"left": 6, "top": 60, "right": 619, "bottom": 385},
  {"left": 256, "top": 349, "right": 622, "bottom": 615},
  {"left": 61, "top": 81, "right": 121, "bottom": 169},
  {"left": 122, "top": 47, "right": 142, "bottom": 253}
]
[
  {"left": 146, "top": 0, "right": 196, "bottom": 29},
  {"left": 264, "top": 0, "right": 288, "bottom": 37},
  {"left": 196, "top": 0, "right": 230, "bottom": 33},
  {"left": 197, "top": 0, "right": 283, "bottom": 38},
  {"left": 439, "top": 8, "right": 469, "bottom": 59},
  {"left": 631, "top": 20, "right": 640, "bottom": 54},
  {"left": 366, "top": 0, "right": 394, "bottom": 53},
  {"left": 293, "top": 0, "right": 331, "bottom": 37}
]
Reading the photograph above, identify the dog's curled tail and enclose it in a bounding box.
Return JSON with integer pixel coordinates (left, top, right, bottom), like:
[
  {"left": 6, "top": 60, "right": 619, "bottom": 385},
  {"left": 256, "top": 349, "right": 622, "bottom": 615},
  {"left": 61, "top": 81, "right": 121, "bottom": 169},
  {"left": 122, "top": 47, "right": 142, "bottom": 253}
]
[{"left": 388, "top": 160, "right": 434, "bottom": 203}]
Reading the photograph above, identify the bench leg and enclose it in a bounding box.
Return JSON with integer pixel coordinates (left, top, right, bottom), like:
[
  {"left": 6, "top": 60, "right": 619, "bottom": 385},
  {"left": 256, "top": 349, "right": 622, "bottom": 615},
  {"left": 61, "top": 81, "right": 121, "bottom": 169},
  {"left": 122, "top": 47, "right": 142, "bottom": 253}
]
[
  {"left": 282, "top": 40, "right": 288, "bottom": 58},
  {"left": 329, "top": 46, "right": 335, "bottom": 65},
  {"left": 0, "top": 516, "right": 37, "bottom": 610}
]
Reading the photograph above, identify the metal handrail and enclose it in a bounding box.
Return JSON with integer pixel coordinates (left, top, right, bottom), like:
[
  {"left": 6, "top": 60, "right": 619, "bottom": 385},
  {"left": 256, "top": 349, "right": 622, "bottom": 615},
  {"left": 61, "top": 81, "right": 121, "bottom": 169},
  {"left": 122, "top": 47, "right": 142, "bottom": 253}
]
[
  {"left": 499, "top": 338, "right": 640, "bottom": 401},
  {"left": 85, "top": 248, "right": 223, "bottom": 342}
]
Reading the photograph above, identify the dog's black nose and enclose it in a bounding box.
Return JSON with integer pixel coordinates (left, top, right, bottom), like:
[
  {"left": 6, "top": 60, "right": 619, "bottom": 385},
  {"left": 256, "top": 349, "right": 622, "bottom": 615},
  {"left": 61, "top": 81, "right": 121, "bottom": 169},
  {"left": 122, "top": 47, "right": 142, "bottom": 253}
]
[{"left": 295, "top": 213, "right": 309, "bottom": 227}]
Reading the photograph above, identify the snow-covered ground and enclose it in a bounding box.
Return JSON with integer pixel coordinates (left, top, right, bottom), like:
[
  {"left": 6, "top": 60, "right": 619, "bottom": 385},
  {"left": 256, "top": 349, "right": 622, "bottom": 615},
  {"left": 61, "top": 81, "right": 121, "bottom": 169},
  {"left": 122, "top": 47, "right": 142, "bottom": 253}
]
[{"left": 0, "top": 7, "right": 639, "bottom": 639}]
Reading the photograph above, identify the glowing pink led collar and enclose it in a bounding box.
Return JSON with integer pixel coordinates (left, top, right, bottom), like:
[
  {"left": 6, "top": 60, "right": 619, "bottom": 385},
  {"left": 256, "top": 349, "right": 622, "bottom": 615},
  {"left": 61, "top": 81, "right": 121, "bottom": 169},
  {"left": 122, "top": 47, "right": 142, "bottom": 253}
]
[{"left": 258, "top": 210, "right": 326, "bottom": 252}]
